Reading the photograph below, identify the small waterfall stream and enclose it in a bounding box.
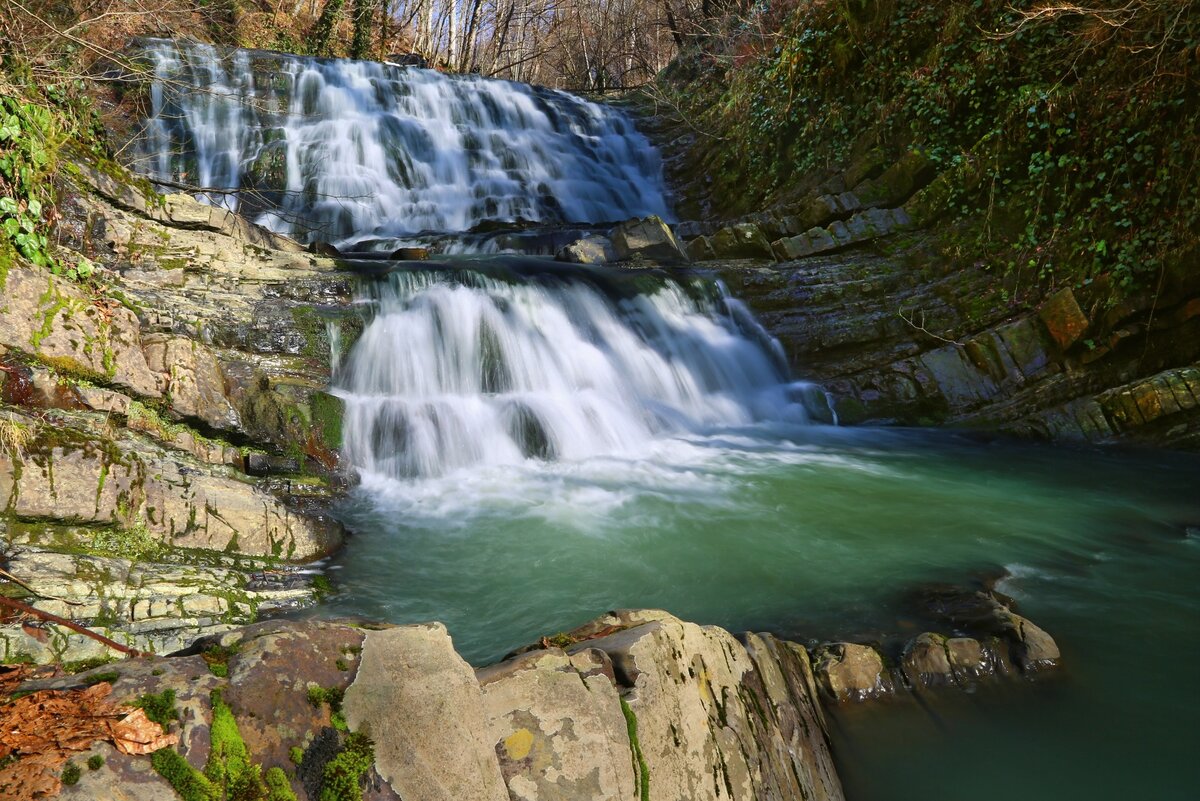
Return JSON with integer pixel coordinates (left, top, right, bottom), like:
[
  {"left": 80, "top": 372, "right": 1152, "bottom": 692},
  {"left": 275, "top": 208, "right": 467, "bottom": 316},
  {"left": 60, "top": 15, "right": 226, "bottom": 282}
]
[
  {"left": 335, "top": 264, "right": 829, "bottom": 482},
  {"left": 136, "top": 39, "right": 670, "bottom": 246}
]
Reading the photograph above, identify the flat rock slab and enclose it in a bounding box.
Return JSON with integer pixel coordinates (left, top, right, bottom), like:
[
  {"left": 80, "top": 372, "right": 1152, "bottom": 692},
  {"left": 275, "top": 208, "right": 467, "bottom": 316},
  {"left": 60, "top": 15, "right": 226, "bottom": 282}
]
[{"left": 343, "top": 624, "right": 509, "bottom": 801}]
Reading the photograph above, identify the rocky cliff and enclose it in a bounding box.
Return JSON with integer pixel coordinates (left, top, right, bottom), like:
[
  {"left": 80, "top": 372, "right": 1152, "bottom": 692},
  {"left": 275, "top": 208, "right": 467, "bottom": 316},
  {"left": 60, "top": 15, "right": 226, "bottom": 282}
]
[{"left": 1, "top": 158, "right": 357, "bottom": 661}]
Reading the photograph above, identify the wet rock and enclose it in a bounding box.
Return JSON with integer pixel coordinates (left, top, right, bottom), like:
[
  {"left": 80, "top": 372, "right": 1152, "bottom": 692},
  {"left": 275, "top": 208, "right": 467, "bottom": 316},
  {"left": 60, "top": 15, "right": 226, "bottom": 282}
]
[
  {"left": 711, "top": 223, "right": 773, "bottom": 260},
  {"left": 900, "top": 633, "right": 953, "bottom": 688},
  {"left": 945, "top": 637, "right": 992, "bottom": 683},
  {"left": 390, "top": 246, "right": 429, "bottom": 260},
  {"left": 812, "top": 642, "right": 892, "bottom": 702},
  {"left": 555, "top": 235, "right": 615, "bottom": 264},
  {"left": 608, "top": 216, "right": 690, "bottom": 263}
]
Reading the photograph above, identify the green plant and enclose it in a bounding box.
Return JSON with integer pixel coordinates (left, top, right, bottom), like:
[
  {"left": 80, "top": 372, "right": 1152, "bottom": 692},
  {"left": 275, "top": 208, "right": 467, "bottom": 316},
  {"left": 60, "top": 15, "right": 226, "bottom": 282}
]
[
  {"left": 87, "top": 754, "right": 104, "bottom": 771},
  {"left": 61, "top": 761, "right": 82, "bottom": 785},
  {"left": 202, "top": 644, "right": 239, "bottom": 678}
]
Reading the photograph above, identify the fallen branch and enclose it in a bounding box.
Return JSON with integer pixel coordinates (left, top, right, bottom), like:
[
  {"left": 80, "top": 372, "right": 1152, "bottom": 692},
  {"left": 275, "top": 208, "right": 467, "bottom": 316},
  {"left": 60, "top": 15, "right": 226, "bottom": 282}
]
[
  {"left": 0, "top": 567, "right": 84, "bottom": 606},
  {"left": 899, "top": 307, "right": 964, "bottom": 346},
  {"left": 0, "top": 595, "right": 143, "bottom": 658}
]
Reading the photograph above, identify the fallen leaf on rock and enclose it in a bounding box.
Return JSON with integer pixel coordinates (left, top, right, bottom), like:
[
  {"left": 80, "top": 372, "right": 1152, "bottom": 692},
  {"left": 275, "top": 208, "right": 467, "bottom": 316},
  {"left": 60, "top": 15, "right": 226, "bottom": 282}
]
[
  {"left": 0, "top": 680, "right": 177, "bottom": 799},
  {"left": 0, "top": 664, "right": 58, "bottom": 699},
  {"left": 110, "top": 708, "right": 179, "bottom": 755},
  {"left": 0, "top": 751, "right": 63, "bottom": 801}
]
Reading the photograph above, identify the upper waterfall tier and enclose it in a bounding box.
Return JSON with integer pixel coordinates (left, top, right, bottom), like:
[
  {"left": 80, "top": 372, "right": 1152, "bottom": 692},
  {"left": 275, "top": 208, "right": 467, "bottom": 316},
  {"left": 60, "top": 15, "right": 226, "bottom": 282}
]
[{"left": 134, "top": 39, "right": 671, "bottom": 244}]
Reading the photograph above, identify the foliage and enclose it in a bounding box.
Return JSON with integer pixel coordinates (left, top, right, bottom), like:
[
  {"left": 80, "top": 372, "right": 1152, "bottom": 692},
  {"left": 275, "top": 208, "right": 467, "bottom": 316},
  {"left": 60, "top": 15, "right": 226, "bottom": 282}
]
[
  {"left": 0, "top": 84, "right": 105, "bottom": 283},
  {"left": 87, "top": 754, "right": 105, "bottom": 770},
  {"left": 663, "top": 0, "right": 1200, "bottom": 299}
]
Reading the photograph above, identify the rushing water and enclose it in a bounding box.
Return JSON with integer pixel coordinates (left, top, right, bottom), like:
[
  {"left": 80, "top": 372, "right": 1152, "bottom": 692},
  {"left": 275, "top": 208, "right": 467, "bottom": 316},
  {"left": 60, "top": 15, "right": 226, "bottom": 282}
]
[
  {"left": 321, "top": 262, "right": 1200, "bottom": 801},
  {"left": 135, "top": 39, "right": 669, "bottom": 245}
]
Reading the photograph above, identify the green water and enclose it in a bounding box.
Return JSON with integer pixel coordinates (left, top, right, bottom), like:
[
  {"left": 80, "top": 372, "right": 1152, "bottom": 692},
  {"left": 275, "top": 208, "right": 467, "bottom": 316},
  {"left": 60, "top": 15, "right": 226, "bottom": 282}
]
[{"left": 320, "top": 424, "right": 1200, "bottom": 800}]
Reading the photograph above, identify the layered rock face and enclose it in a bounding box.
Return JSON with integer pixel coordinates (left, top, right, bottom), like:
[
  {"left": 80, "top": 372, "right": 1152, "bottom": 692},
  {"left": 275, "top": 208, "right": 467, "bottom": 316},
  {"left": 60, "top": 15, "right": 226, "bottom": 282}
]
[
  {"left": 1, "top": 160, "right": 355, "bottom": 660},
  {"left": 656, "top": 148, "right": 1200, "bottom": 449}
]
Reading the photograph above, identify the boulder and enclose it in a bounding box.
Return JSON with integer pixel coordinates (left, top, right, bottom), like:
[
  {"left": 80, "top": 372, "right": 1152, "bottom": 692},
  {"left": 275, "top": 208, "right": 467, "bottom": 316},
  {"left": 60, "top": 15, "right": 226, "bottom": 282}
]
[
  {"left": 900, "top": 633, "right": 953, "bottom": 688},
  {"left": 342, "top": 624, "right": 521, "bottom": 801},
  {"left": 685, "top": 235, "right": 716, "bottom": 261},
  {"left": 555, "top": 236, "right": 615, "bottom": 265},
  {"left": 479, "top": 648, "right": 634, "bottom": 801},
  {"left": 812, "top": 642, "right": 892, "bottom": 702},
  {"left": 711, "top": 223, "right": 774, "bottom": 260},
  {"left": 595, "top": 612, "right": 841, "bottom": 800},
  {"left": 608, "top": 216, "right": 690, "bottom": 264}
]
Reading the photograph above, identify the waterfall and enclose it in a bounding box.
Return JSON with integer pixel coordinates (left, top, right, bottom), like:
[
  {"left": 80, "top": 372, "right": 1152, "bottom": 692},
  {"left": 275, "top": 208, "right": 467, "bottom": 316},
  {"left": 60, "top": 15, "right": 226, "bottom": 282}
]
[
  {"left": 134, "top": 39, "right": 671, "bottom": 245},
  {"left": 335, "top": 264, "right": 829, "bottom": 481}
]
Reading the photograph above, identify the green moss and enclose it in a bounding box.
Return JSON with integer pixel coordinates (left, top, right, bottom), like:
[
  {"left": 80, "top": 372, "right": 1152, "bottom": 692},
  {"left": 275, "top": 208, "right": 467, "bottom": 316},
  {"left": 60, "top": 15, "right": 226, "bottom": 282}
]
[
  {"left": 620, "top": 697, "right": 650, "bottom": 801},
  {"left": 82, "top": 670, "right": 120, "bottom": 686},
  {"left": 202, "top": 644, "right": 239, "bottom": 678},
  {"left": 151, "top": 690, "right": 292, "bottom": 801},
  {"left": 318, "top": 731, "right": 374, "bottom": 801},
  {"left": 309, "top": 391, "right": 343, "bottom": 450},
  {"left": 335, "top": 659, "right": 349, "bottom": 672},
  {"left": 61, "top": 761, "right": 82, "bottom": 786},
  {"left": 265, "top": 766, "right": 297, "bottom": 801},
  {"left": 151, "top": 747, "right": 217, "bottom": 801},
  {"left": 133, "top": 688, "right": 179, "bottom": 730},
  {"left": 87, "top": 754, "right": 104, "bottom": 771},
  {"left": 288, "top": 746, "right": 305, "bottom": 765},
  {"left": 206, "top": 689, "right": 263, "bottom": 799}
]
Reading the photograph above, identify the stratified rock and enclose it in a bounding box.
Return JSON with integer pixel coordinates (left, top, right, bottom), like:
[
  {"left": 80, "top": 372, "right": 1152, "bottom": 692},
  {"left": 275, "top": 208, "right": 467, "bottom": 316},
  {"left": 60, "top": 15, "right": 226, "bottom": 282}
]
[
  {"left": 812, "top": 642, "right": 892, "bottom": 702},
  {"left": 556, "top": 236, "right": 615, "bottom": 264},
  {"left": 711, "top": 223, "right": 774, "bottom": 260},
  {"left": 342, "top": 624, "right": 510, "bottom": 801},
  {"left": 0, "top": 412, "right": 341, "bottom": 561},
  {"left": 609, "top": 216, "right": 690, "bottom": 263},
  {"left": 576, "top": 610, "right": 843, "bottom": 801},
  {"left": 143, "top": 334, "right": 241, "bottom": 431},
  {"left": 0, "top": 264, "right": 160, "bottom": 398}
]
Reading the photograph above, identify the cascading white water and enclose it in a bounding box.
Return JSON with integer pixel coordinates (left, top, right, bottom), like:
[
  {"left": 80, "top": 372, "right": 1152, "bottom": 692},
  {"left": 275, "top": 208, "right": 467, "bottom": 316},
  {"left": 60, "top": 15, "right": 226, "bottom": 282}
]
[
  {"left": 336, "top": 266, "right": 830, "bottom": 481},
  {"left": 135, "top": 39, "right": 671, "bottom": 245}
]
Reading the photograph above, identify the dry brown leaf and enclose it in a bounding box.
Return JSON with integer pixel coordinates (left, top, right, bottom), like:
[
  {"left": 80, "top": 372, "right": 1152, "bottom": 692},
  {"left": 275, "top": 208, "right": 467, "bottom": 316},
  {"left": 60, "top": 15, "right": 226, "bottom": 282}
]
[
  {"left": 0, "top": 751, "right": 65, "bottom": 801},
  {"left": 0, "top": 679, "right": 175, "bottom": 798},
  {"left": 109, "top": 708, "right": 179, "bottom": 755}
]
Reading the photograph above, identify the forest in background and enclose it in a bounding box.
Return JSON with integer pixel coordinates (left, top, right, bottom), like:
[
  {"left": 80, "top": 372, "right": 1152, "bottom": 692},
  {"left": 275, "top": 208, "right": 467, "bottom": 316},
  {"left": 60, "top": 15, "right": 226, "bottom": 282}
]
[{"left": 1, "top": 0, "right": 752, "bottom": 90}]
